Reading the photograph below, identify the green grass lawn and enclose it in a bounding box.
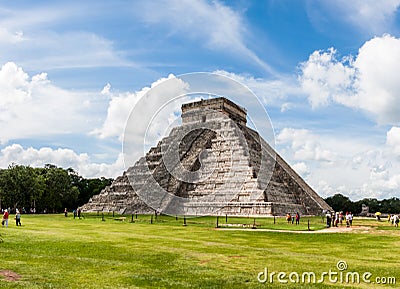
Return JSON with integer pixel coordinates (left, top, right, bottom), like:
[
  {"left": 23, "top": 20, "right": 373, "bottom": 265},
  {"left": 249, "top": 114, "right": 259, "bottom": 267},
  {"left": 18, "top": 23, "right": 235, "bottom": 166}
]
[{"left": 0, "top": 214, "right": 399, "bottom": 288}]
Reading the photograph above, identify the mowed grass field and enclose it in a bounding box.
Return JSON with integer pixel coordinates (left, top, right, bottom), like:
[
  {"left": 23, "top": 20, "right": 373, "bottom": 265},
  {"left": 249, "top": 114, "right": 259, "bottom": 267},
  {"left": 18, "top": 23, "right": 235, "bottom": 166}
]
[{"left": 0, "top": 213, "right": 399, "bottom": 288}]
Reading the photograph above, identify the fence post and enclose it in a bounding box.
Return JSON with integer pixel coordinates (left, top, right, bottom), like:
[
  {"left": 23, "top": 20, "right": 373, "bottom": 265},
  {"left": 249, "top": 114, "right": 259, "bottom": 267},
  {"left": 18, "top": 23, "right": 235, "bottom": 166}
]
[
  {"left": 274, "top": 215, "right": 276, "bottom": 224},
  {"left": 151, "top": 215, "right": 153, "bottom": 224},
  {"left": 308, "top": 219, "right": 310, "bottom": 231},
  {"left": 183, "top": 215, "right": 187, "bottom": 226},
  {"left": 226, "top": 214, "right": 228, "bottom": 223},
  {"left": 216, "top": 216, "right": 219, "bottom": 228}
]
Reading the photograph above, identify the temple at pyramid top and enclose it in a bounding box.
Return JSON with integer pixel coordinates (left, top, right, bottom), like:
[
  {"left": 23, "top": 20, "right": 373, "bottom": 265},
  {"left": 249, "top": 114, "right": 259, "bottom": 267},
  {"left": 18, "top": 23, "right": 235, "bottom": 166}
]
[{"left": 181, "top": 97, "right": 247, "bottom": 126}]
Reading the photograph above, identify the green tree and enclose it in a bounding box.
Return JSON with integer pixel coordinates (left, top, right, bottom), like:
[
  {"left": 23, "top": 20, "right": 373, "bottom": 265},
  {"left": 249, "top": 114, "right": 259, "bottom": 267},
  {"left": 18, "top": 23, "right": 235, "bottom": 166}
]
[
  {"left": 325, "top": 193, "right": 360, "bottom": 213},
  {"left": 0, "top": 164, "right": 44, "bottom": 210},
  {"left": 41, "top": 165, "right": 77, "bottom": 213},
  {"left": 0, "top": 164, "right": 112, "bottom": 212}
]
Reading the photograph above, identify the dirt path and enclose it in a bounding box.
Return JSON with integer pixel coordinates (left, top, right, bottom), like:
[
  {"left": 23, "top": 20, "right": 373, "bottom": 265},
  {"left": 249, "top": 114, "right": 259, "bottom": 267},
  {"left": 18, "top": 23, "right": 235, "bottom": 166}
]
[{"left": 216, "top": 225, "right": 375, "bottom": 234}]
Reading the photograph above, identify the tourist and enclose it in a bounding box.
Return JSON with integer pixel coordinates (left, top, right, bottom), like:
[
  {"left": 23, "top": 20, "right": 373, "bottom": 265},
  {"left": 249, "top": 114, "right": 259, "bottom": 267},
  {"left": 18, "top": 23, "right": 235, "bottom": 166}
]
[
  {"left": 345, "top": 212, "right": 350, "bottom": 227},
  {"left": 339, "top": 212, "right": 343, "bottom": 226},
  {"left": 2, "top": 209, "right": 9, "bottom": 227},
  {"left": 77, "top": 208, "right": 81, "bottom": 219},
  {"left": 291, "top": 215, "right": 295, "bottom": 224},
  {"left": 326, "top": 211, "right": 331, "bottom": 228},
  {"left": 295, "top": 212, "right": 300, "bottom": 225},
  {"left": 348, "top": 212, "right": 353, "bottom": 227},
  {"left": 388, "top": 214, "right": 392, "bottom": 223},
  {"left": 286, "top": 213, "right": 291, "bottom": 224},
  {"left": 394, "top": 215, "right": 399, "bottom": 227},
  {"left": 15, "top": 209, "right": 21, "bottom": 226},
  {"left": 335, "top": 212, "right": 339, "bottom": 227},
  {"left": 64, "top": 208, "right": 68, "bottom": 217},
  {"left": 73, "top": 209, "right": 77, "bottom": 219}
]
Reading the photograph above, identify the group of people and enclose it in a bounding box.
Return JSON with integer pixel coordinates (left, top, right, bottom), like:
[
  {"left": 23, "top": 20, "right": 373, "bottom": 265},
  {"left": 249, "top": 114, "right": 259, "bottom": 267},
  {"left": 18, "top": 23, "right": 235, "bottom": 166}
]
[
  {"left": 1, "top": 208, "right": 22, "bottom": 227},
  {"left": 64, "top": 208, "right": 82, "bottom": 219},
  {"left": 388, "top": 214, "right": 400, "bottom": 227},
  {"left": 285, "top": 212, "right": 301, "bottom": 225},
  {"left": 325, "top": 211, "right": 353, "bottom": 228}
]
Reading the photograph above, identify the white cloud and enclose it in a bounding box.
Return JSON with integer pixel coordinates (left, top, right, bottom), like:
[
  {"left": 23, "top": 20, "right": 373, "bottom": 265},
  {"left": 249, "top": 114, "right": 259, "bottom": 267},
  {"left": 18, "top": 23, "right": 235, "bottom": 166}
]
[
  {"left": 0, "top": 144, "right": 123, "bottom": 178},
  {"left": 0, "top": 27, "right": 23, "bottom": 43},
  {"left": 307, "top": 0, "right": 400, "bottom": 35},
  {"left": 214, "top": 70, "right": 301, "bottom": 106},
  {"left": 329, "top": 0, "right": 400, "bottom": 34},
  {"left": 91, "top": 74, "right": 184, "bottom": 142},
  {"left": 137, "top": 0, "right": 273, "bottom": 74},
  {"left": 292, "top": 162, "right": 310, "bottom": 178},
  {"left": 0, "top": 4, "right": 132, "bottom": 70},
  {"left": 101, "top": 83, "right": 111, "bottom": 95},
  {"left": 300, "top": 34, "right": 400, "bottom": 125},
  {"left": 387, "top": 127, "right": 400, "bottom": 155},
  {"left": 276, "top": 126, "right": 400, "bottom": 200},
  {"left": 276, "top": 128, "right": 336, "bottom": 162},
  {"left": 11, "top": 31, "right": 130, "bottom": 70},
  {"left": 0, "top": 62, "right": 105, "bottom": 144},
  {"left": 299, "top": 48, "right": 356, "bottom": 109}
]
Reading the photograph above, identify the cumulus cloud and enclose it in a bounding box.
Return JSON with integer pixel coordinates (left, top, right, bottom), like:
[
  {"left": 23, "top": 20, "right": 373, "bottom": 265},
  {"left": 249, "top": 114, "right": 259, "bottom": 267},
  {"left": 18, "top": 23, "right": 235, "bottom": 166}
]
[
  {"left": 276, "top": 128, "right": 336, "bottom": 162},
  {"left": 387, "top": 127, "right": 400, "bottom": 155},
  {"left": 276, "top": 126, "right": 400, "bottom": 200},
  {"left": 0, "top": 62, "right": 104, "bottom": 144},
  {"left": 292, "top": 162, "right": 310, "bottom": 178},
  {"left": 299, "top": 34, "right": 400, "bottom": 124},
  {"left": 91, "top": 74, "right": 186, "bottom": 142},
  {"left": 0, "top": 144, "right": 123, "bottom": 178},
  {"left": 299, "top": 48, "right": 356, "bottom": 109}
]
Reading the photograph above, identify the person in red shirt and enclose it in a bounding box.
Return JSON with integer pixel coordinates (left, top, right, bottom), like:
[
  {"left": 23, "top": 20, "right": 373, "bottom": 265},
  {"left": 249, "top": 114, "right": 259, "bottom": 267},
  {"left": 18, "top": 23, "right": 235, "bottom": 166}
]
[{"left": 2, "top": 209, "right": 9, "bottom": 227}]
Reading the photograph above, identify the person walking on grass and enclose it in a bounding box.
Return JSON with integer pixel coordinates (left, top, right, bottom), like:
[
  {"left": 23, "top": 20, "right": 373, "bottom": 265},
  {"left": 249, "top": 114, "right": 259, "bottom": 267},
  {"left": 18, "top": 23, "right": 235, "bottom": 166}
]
[
  {"left": 339, "top": 212, "right": 343, "bottom": 226},
  {"left": 348, "top": 212, "right": 353, "bottom": 227},
  {"left": 15, "top": 209, "right": 21, "bottom": 226},
  {"left": 295, "top": 212, "right": 300, "bottom": 225},
  {"left": 345, "top": 212, "right": 350, "bottom": 227},
  {"left": 326, "top": 211, "right": 331, "bottom": 228},
  {"left": 392, "top": 214, "right": 399, "bottom": 227},
  {"left": 2, "top": 209, "right": 9, "bottom": 227},
  {"left": 286, "top": 213, "right": 291, "bottom": 224}
]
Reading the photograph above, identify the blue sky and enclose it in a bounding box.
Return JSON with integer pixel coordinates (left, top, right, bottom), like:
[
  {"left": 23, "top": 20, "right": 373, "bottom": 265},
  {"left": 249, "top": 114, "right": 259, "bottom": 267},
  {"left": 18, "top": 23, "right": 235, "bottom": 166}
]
[{"left": 1, "top": 0, "right": 400, "bottom": 200}]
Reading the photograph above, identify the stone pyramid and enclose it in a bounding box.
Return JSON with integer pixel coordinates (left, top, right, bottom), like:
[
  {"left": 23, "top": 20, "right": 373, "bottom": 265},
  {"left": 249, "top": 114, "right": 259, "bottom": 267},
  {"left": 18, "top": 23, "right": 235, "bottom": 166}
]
[{"left": 81, "top": 98, "right": 332, "bottom": 216}]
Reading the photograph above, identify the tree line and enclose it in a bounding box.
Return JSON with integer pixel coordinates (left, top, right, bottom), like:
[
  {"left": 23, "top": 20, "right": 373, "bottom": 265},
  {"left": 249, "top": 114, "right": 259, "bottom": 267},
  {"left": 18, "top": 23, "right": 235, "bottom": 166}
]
[
  {"left": 0, "top": 164, "right": 113, "bottom": 213},
  {"left": 325, "top": 193, "right": 400, "bottom": 214}
]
